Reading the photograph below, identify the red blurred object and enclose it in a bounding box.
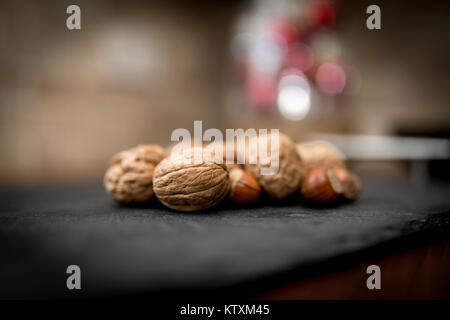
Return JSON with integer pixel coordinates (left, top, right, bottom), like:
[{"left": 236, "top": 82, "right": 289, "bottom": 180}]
[
  {"left": 315, "top": 62, "right": 346, "bottom": 96},
  {"left": 306, "top": 0, "right": 336, "bottom": 29},
  {"left": 271, "top": 21, "right": 300, "bottom": 44},
  {"left": 284, "top": 42, "right": 314, "bottom": 72},
  {"left": 245, "top": 74, "right": 277, "bottom": 110}
]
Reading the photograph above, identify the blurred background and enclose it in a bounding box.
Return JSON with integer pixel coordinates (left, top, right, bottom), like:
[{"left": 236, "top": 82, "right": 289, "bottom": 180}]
[{"left": 1, "top": 0, "right": 450, "bottom": 187}]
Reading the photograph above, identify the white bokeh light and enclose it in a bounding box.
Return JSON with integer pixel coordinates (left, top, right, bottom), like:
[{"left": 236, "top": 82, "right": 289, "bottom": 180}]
[
  {"left": 277, "top": 73, "right": 311, "bottom": 121},
  {"left": 248, "top": 32, "right": 287, "bottom": 76}
]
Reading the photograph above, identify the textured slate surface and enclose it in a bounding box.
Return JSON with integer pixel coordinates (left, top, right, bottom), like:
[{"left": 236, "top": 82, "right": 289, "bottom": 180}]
[{"left": 1, "top": 177, "right": 450, "bottom": 298}]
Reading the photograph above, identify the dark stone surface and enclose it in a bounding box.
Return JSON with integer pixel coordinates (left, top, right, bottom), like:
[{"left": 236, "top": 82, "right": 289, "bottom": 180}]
[{"left": 0, "top": 177, "right": 449, "bottom": 298}]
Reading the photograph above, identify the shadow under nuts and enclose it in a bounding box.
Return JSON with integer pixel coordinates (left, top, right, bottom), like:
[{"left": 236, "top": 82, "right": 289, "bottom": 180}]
[
  {"left": 301, "top": 167, "right": 343, "bottom": 204},
  {"left": 229, "top": 168, "right": 261, "bottom": 205},
  {"left": 104, "top": 144, "right": 167, "bottom": 204},
  {"left": 152, "top": 150, "right": 230, "bottom": 212}
]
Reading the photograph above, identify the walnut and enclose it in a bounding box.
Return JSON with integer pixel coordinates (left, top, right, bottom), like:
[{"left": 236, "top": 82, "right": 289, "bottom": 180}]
[
  {"left": 104, "top": 144, "right": 166, "bottom": 204},
  {"left": 296, "top": 140, "right": 346, "bottom": 175},
  {"left": 244, "top": 132, "right": 303, "bottom": 200},
  {"left": 152, "top": 148, "right": 230, "bottom": 212},
  {"left": 225, "top": 163, "right": 242, "bottom": 172}
]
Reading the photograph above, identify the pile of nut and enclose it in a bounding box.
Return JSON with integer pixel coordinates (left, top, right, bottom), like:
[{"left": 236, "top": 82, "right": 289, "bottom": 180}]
[{"left": 104, "top": 133, "right": 361, "bottom": 212}]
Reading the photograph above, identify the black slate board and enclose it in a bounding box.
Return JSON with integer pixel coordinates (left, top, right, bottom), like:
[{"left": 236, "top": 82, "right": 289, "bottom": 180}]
[{"left": 1, "top": 177, "right": 450, "bottom": 299}]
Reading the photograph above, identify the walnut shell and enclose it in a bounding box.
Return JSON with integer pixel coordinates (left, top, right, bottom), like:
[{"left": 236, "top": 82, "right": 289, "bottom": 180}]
[
  {"left": 153, "top": 149, "right": 230, "bottom": 212},
  {"left": 244, "top": 132, "right": 303, "bottom": 200},
  {"left": 104, "top": 144, "right": 166, "bottom": 204},
  {"left": 296, "top": 140, "right": 345, "bottom": 175},
  {"left": 333, "top": 167, "right": 362, "bottom": 201},
  {"left": 225, "top": 163, "right": 242, "bottom": 172}
]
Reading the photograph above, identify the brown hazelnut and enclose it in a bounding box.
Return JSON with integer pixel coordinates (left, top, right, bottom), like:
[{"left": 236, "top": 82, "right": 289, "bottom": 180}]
[
  {"left": 229, "top": 168, "right": 261, "bottom": 204},
  {"left": 104, "top": 144, "right": 167, "bottom": 204},
  {"left": 333, "top": 167, "right": 362, "bottom": 201},
  {"left": 301, "top": 167, "right": 343, "bottom": 204},
  {"left": 153, "top": 148, "right": 230, "bottom": 212}
]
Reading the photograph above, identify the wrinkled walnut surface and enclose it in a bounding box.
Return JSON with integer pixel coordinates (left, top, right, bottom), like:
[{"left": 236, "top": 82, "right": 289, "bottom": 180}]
[
  {"left": 245, "top": 132, "right": 303, "bottom": 200},
  {"left": 296, "top": 140, "right": 345, "bottom": 175},
  {"left": 153, "top": 150, "right": 230, "bottom": 212},
  {"left": 104, "top": 144, "right": 166, "bottom": 204}
]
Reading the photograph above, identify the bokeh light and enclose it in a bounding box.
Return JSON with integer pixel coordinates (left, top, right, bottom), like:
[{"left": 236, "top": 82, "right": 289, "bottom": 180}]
[
  {"left": 315, "top": 62, "right": 346, "bottom": 96},
  {"left": 305, "top": 0, "right": 336, "bottom": 29},
  {"left": 284, "top": 42, "right": 314, "bottom": 72},
  {"left": 271, "top": 21, "right": 300, "bottom": 44},
  {"left": 246, "top": 74, "right": 278, "bottom": 110},
  {"left": 278, "top": 71, "right": 311, "bottom": 120},
  {"left": 248, "top": 32, "right": 287, "bottom": 76},
  {"left": 231, "top": 0, "right": 347, "bottom": 112},
  {"left": 310, "top": 31, "right": 341, "bottom": 61}
]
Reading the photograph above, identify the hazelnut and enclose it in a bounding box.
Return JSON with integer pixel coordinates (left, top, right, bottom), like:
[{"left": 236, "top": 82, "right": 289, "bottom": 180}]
[
  {"left": 301, "top": 167, "right": 343, "bottom": 204},
  {"left": 333, "top": 167, "right": 362, "bottom": 201},
  {"left": 296, "top": 140, "right": 345, "bottom": 175},
  {"left": 153, "top": 148, "right": 230, "bottom": 212},
  {"left": 245, "top": 132, "right": 304, "bottom": 200},
  {"left": 229, "top": 168, "right": 261, "bottom": 204},
  {"left": 104, "top": 144, "right": 167, "bottom": 204}
]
